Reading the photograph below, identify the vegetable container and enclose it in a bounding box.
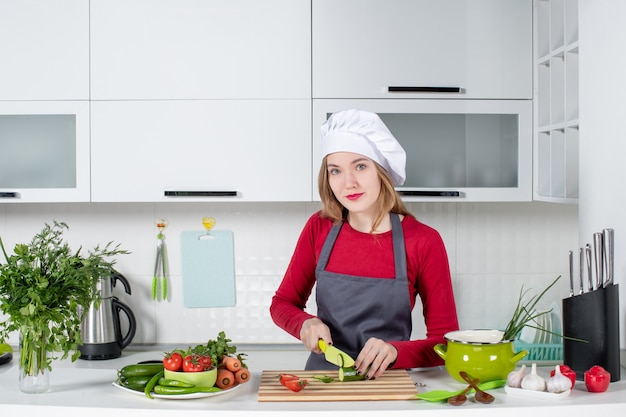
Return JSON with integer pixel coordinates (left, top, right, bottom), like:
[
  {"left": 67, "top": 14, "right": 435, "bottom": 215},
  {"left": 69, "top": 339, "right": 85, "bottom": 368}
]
[
  {"left": 164, "top": 367, "right": 217, "bottom": 388},
  {"left": 434, "top": 329, "right": 528, "bottom": 383}
]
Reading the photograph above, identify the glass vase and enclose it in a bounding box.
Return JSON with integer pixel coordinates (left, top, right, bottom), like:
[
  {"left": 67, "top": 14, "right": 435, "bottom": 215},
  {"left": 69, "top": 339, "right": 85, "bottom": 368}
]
[{"left": 18, "top": 328, "right": 50, "bottom": 394}]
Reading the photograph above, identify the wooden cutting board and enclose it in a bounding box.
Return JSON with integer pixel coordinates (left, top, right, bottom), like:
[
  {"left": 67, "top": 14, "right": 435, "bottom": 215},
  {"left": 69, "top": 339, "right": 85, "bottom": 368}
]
[{"left": 258, "top": 369, "right": 418, "bottom": 402}]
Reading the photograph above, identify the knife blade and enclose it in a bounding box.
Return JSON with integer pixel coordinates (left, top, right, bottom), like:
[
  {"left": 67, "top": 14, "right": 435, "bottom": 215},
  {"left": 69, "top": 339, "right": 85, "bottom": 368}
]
[
  {"left": 578, "top": 247, "right": 584, "bottom": 295},
  {"left": 593, "top": 232, "right": 604, "bottom": 290},
  {"left": 568, "top": 250, "right": 574, "bottom": 297},
  {"left": 585, "top": 244, "right": 593, "bottom": 292},
  {"left": 603, "top": 228, "right": 614, "bottom": 287},
  {"left": 318, "top": 339, "right": 355, "bottom": 368}
]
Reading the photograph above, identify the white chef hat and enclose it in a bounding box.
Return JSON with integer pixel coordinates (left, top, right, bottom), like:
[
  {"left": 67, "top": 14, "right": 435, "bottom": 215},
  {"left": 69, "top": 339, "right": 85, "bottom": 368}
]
[{"left": 320, "top": 109, "right": 406, "bottom": 186}]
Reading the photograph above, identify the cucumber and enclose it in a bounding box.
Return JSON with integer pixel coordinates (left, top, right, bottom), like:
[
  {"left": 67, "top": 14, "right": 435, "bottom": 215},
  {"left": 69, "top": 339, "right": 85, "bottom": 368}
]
[
  {"left": 338, "top": 366, "right": 366, "bottom": 382},
  {"left": 120, "top": 375, "right": 152, "bottom": 387},
  {"left": 118, "top": 363, "right": 164, "bottom": 379},
  {"left": 153, "top": 385, "right": 222, "bottom": 395}
]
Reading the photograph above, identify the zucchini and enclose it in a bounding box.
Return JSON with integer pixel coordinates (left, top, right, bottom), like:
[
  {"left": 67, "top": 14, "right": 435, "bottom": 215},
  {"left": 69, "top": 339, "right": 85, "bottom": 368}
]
[
  {"left": 338, "top": 366, "right": 366, "bottom": 382},
  {"left": 118, "top": 363, "right": 164, "bottom": 379},
  {"left": 153, "top": 385, "right": 222, "bottom": 395}
]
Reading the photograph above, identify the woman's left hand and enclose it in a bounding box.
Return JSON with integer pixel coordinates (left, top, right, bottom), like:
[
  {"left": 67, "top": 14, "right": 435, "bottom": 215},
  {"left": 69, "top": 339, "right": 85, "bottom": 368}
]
[{"left": 354, "top": 338, "right": 398, "bottom": 380}]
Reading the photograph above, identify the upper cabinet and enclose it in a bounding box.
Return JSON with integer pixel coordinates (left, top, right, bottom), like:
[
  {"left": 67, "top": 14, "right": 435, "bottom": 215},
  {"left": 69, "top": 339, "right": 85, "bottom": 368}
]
[
  {"left": 0, "top": 101, "right": 91, "bottom": 203},
  {"left": 0, "top": 0, "right": 89, "bottom": 101},
  {"left": 312, "top": 0, "right": 533, "bottom": 100},
  {"left": 90, "top": 100, "right": 311, "bottom": 202},
  {"left": 534, "top": 0, "right": 579, "bottom": 203},
  {"left": 90, "top": 0, "right": 311, "bottom": 100}
]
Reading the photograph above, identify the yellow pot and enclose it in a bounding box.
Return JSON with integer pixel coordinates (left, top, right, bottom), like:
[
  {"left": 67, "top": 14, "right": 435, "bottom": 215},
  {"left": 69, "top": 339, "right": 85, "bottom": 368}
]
[{"left": 434, "top": 329, "right": 528, "bottom": 383}]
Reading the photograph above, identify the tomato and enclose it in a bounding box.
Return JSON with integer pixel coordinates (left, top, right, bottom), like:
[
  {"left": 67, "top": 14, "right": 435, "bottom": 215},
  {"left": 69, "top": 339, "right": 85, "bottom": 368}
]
[
  {"left": 584, "top": 365, "right": 610, "bottom": 393},
  {"left": 163, "top": 352, "right": 183, "bottom": 371},
  {"left": 198, "top": 355, "right": 212, "bottom": 370},
  {"left": 550, "top": 364, "right": 577, "bottom": 389},
  {"left": 182, "top": 355, "right": 205, "bottom": 372},
  {"left": 278, "top": 373, "right": 300, "bottom": 386},
  {"left": 284, "top": 378, "right": 307, "bottom": 392}
]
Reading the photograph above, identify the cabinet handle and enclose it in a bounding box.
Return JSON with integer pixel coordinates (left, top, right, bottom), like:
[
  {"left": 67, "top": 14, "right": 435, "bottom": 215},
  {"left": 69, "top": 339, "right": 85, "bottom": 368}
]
[
  {"left": 397, "top": 190, "right": 461, "bottom": 197},
  {"left": 0, "top": 192, "right": 19, "bottom": 198},
  {"left": 388, "top": 86, "right": 462, "bottom": 93},
  {"left": 164, "top": 190, "right": 238, "bottom": 197}
]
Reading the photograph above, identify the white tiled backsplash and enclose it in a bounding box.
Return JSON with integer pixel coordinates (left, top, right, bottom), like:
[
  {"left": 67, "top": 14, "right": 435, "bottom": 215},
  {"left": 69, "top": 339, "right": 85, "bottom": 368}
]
[{"left": 0, "top": 201, "right": 578, "bottom": 347}]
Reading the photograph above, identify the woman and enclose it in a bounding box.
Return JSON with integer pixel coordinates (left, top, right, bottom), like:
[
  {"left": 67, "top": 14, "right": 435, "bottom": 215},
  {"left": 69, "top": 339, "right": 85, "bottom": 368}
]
[{"left": 270, "top": 109, "right": 459, "bottom": 379}]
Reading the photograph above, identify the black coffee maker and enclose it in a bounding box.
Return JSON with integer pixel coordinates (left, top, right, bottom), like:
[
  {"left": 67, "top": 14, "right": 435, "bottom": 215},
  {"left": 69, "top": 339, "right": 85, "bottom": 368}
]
[{"left": 79, "top": 273, "right": 137, "bottom": 360}]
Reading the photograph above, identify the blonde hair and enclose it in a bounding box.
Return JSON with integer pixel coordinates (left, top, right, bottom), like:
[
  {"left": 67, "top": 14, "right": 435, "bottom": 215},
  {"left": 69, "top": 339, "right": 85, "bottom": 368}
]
[{"left": 318, "top": 156, "right": 412, "bottom": 233}]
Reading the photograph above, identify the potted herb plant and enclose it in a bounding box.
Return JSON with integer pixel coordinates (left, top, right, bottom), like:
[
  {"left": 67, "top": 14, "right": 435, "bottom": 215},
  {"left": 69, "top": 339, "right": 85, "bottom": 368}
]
[{"left": 0, "top": 221, "right": 128, "bottom": 393}]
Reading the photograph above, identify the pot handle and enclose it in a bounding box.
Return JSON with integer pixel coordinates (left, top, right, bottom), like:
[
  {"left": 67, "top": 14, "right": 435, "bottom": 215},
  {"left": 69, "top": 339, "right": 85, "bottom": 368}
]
[
  {"left": 433, "top": 343, "right": 447, "bottom": 360},
  {"left": 112, "top": 298, "right": 137, "bottom": 349},
  {"left": 510, "top": 349, "right": 529, "bottom": 364}
]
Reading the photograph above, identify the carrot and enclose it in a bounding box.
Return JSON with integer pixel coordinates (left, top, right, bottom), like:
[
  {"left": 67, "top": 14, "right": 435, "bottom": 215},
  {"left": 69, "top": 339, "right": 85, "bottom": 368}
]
[
  {"left": 234, "top": 368, "right": 250, "bottom": 384},
  {"left": 222, "top": 355, "right": 241, "bottom": 372},
  {"left": 216, "top": 368, "right": 236, "bottom": 389}
]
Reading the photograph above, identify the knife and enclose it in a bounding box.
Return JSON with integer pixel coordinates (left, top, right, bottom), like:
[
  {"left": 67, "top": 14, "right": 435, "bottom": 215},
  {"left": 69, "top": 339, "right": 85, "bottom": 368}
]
[
  {"left": 318, "top": 339, "right": 355, "bottom": 368},
  {"left": 593, "top": 232, "right": 604, "bottom": 290},
  {"left": 603, "top": 228, "right": 614, "bottom": 287},
  {"left": 578, "top": 247, "right": 584, "bottom": 295},
  {"left": 568, "top": 250, "right": 574, "bottom": 297},
  {"left": 585, "top": 244, "right": 593, "bottom": 292}
]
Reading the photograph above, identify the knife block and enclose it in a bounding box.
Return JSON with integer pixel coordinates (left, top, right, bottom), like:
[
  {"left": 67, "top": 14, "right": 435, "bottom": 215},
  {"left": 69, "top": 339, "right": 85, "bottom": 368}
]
[{"left": 562, "top": 284, "right": 620, "bottom": 382}]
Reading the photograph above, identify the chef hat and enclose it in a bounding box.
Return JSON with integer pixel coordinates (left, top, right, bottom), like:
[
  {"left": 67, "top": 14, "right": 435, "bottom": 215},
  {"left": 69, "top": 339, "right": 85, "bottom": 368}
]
[{"left": 321, "top": 109, "right": 406, "bottom": 186}]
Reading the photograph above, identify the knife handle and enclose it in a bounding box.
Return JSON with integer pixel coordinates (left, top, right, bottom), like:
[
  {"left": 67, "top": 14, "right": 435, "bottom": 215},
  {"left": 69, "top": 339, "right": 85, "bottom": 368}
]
[
  {"left": 585, "top": 244, "right": 593, "bottom": 292},
  {"left": 603, "top": 228, "right": 614, "bottom": 286},
  {"left": 578, "top": 248, "right": 584, "bottom": 295},
  {"left": 593, "top": 232, "right": 604, "bottom": 290},
  {"left": 568, "top": 250, "right": 574, "bottom": 297}
]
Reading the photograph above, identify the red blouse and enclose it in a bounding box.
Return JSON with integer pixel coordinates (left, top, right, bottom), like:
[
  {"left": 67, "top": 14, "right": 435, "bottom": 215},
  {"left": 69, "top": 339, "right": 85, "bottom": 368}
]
[{"left": 270, "top": 211, "right": 459, "bottom": 369}]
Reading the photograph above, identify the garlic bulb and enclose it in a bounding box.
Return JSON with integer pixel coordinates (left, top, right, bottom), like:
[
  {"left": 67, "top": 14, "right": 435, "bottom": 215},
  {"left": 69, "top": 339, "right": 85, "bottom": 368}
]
[
  {"left": 521, "top": 363, "right": 547, "bottom": 391},
  {"left": 547, "top": 364, "right": 572, "bottom": 393},
  {"left": 506, "top": 364, "right": 527, "bottom": 388}
]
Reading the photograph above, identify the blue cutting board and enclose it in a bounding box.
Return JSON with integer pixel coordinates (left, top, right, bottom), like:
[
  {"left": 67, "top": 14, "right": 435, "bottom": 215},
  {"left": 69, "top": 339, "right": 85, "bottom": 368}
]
[{"left": 180, "top": 230, "right": 236, "bottom": 308}]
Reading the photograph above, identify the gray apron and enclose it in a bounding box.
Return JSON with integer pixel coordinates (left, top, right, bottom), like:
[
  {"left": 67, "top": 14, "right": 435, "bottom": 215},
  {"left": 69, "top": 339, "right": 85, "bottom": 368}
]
[{"left": 305, "top": 213, "right": 412, "bottom": 370}]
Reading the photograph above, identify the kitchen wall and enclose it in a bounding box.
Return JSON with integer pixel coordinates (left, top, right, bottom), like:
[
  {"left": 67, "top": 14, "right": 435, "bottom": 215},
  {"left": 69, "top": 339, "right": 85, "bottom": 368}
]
[
  {"left": 579, "top": 0, "right": 626, "bottom": 353},
  {"left": 0, "top": 201, "right": 577, "bottom": 347}
]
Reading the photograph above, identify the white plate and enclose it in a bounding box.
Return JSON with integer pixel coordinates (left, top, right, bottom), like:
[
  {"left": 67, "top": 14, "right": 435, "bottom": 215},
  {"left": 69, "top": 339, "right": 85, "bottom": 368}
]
[
  {"left": 505, "top": 385, "right": 571, "bottom": 400},
  {"left": 112, "top": 381, "right": 241, "bottom": 400}
]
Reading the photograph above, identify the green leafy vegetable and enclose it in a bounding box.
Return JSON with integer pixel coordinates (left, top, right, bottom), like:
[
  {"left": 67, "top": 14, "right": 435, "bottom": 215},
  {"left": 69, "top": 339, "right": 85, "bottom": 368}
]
[
  {"left": 502, "top": 275, "right": 560, "bottom": 341},
  {"left": 0, "top": 221, "right": 129, "bottom": 376}
]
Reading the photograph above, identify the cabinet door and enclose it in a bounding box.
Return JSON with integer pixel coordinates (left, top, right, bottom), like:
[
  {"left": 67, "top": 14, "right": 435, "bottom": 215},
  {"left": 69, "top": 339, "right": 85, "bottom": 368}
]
[
  {"left": 313, "top": 99, "right": 532, "bottom": 202},
  {"left": 0, "top": 101, "right": 90, "bottom": 203},
  {"left": 90, "top": 0, "right": 311, "bottom": 100},
  {"left": 313, "top": 0, "right": 532, "bottom": 99},
  {"left": 91, "top": 100, "right": 311, "bottom": 202},
  {"left": 0, "top": 0, "right": 89, "bottom": 100}
]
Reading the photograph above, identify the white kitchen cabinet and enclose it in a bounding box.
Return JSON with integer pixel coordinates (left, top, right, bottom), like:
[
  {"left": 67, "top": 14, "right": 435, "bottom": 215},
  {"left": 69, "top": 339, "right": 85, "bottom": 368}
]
[
  {"left": 533, "top": 0, "right": 579, "bottom": 203},
  {"left": 0, "top": 101, "right": 91, "bottom": 203},
  {"left": 90, "top": 0, "right": 311, "bottom": 100},
  {"left": 313, "top": 99, "right": 532, "bottom": 202},
  {"left": 0, "top": 0, "right": 89, "bottom": 100},
  {"left": 312, "top": 0, "right": 532, "bottom": 100},
  {"left": 90, "top": 100, "right": 311, "bottom": 202}
]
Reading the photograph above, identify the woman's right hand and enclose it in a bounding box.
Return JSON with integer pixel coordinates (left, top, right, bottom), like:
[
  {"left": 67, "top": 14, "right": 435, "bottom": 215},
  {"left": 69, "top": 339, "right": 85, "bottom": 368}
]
[{"left": 299, "top": 317, "right": 331, "bottom": 354}]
